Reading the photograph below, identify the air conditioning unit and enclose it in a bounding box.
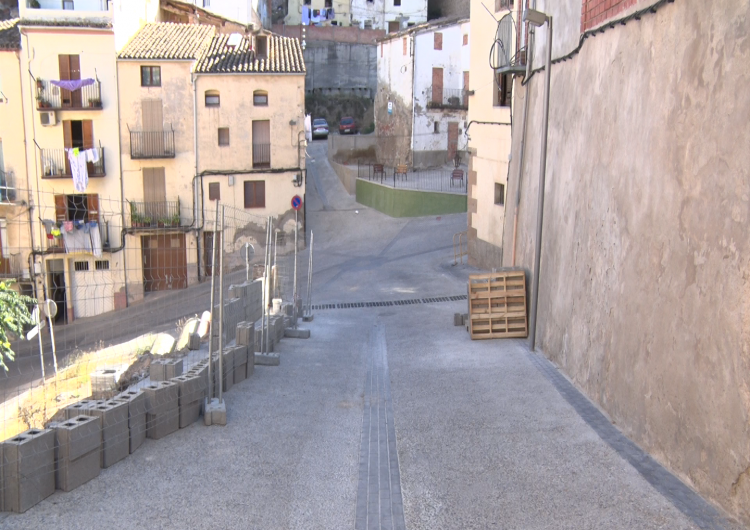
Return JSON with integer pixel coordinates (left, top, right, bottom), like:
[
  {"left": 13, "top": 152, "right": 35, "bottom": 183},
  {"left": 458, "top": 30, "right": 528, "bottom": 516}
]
[{"left": 40, "top": 111, "right": 57, "bottom": 127}]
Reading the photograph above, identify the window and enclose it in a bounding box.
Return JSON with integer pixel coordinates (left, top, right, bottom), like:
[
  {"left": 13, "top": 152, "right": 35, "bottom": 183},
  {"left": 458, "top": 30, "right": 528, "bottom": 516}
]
[
  {"left": 244, "top": 180, "right": 265, "bottom": 209},
  {"left": 434, "top": 32, "right": 442, "bottom": 50},
  {"left": 325, "top": 0, "right": 332, "bottom": 6},
  {"left": 433, "top": 122, "right": 439, "bottom": 133},
  {"left": 205, "top": 90, "right": 220, "bottom": 107},
  {"left": 208, "top": 182, "right": 220, "bottom": 201},
  {"left": 495, "top": 0, "right": 514, "bottom": 11},
  {"left": 74, "top": 261, "right": 89, "bottom": 272},
  {"left": 252, "top": 120, "right": 271, "bottom": 167},
  {"left": 394, "top": 0, "right": 401, "bottom": 5},
  {"left": 494, "top": 73, "right": 512, "bottom": 107},
  {"left": 253, "top": 90, "right": 268, "bottom": 106},
  {"left": 403, "top": 37, "right": 407, "bottom": 56},
  {"left": 63, "top": 0, "right": 74, "bottom": 9},
  {"left": 303, "top": 0, "right": 310, "bottom": 4},
  {"left": 256, "top": 36, "right": 267, "bottom": 59},
  {"left": 141, "top": 66, "right": 161, "bottom": 87},
  {"left": 463, "top": 34, "right": 468, "bottom": 46},
  {"left": 494, "top": 183, "right": 505, "bottom": 205},
  {"left": 218, "top": 127, "right": 230, "bottom": 146},
  {"left": 95, "top": 260, "right": 110, "bottom": 270},
  {"left": 55, "top": 194, "right": 99, "bottom": 223}
]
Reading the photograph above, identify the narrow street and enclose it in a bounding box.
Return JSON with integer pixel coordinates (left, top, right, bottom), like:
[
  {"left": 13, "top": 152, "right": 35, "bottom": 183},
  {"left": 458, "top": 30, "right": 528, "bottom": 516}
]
[{"left": 0, "top": 140, "right": 740, "bottom": 530}]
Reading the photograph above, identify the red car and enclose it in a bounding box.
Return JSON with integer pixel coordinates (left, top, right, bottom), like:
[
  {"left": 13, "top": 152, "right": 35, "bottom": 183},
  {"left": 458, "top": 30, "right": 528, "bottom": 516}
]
[{"left": 339, "top": 117, "right": 358, "bottom": 135}]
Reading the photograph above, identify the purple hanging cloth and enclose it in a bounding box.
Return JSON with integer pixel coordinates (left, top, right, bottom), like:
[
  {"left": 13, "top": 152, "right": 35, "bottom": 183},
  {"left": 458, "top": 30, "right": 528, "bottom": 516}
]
[{"left": 51, "top": 78, "right": 95, "bottom": 92}]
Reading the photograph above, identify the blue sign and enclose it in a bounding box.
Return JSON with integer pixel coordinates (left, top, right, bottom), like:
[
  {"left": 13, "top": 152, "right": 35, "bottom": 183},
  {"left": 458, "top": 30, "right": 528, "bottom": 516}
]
[{"left": 291, "top": 195, "right": 303, "bottom": 211}]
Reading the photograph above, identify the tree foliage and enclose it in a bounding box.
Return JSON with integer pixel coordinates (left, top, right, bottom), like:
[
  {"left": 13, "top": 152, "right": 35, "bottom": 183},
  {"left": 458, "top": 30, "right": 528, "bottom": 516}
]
[{"left": 0, "top": 281, "right": 36, "bottom": 371}]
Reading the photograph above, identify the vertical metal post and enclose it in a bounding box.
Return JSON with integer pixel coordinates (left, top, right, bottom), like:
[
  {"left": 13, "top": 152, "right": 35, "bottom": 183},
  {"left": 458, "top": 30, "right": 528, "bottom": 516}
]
[
  {"left": 218, "top": 205, "right": 225, "bottom": 402},
  {"left": 306, "top": 231, "right": 314, "bottom": 316},
  {"left": 529, "top": 16, "right": 553, "bottom": 352},
  {"left": 245, "top": 243, "right": 250, "bottom": 282},
  {"left": 293, "top": 209, "right": 298, "bottom": 327},
  {"left": 265, "top": 217, "right": 273, "bottom": 356},
  {"left": 207, "top": 200, "right": 219, "bottom": 401},
  {"left": 260, "top": 218, "right": 269, "bottom": 353},
  {"left": 46, "top": 303, "right": 58, "bottom": 376},
  {"left": 273, "top": 229, "right": 278, "bottom": 298},
  {"left": 35, "top": 307, "right": 45, "bottom": 382}
]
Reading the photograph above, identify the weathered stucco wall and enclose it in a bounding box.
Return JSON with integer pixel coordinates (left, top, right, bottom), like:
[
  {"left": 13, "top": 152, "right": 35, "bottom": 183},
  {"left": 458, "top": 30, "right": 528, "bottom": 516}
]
[
  {"left": 304, "top": 40, "right": 377, "bottom": 97},
  {"left": 503, "top": 0, "right": 750, "bottom": 523}
]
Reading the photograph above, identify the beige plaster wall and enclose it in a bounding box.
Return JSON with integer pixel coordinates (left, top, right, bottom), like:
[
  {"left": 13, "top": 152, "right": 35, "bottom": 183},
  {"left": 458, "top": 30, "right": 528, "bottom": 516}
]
[
  {"left": 503, "top": 0, "right": 750, "bottom": 523},
  {"left": 466, "top": 0, "right": 513, "bottom": 269}
]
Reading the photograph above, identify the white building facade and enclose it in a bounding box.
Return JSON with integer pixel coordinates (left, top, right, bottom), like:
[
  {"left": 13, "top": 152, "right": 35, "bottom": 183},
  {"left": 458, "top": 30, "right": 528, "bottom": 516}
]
[{"left": 351, "top": 0, "right": 427, "bottom": 31}]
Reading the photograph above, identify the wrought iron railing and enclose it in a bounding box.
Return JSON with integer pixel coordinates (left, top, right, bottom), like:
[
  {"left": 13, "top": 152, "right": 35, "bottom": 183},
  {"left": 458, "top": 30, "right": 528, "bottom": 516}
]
[
  {"left": 130, "top": 130, "right": 176, "bottom": 159},
  {"left": 357, "top": 161, "right": 468, "bottom": 195},
  {"left": 0, "top": 169, "right": 16, "bottom": 202},
  {"left": 427, "top": 87, "right": 469, "bottom": 110},
  {"left": 36, "top": 79, "right": 102, "bottom": 110},
  {"left": 40, "top": 147, "right": 105, "bottom": 178},
  {"left": 0, "top": 253, "right": 22, "bottom": 278},
  {"left": 127, "top": 200, "right": 191, "bottom": 229},
  {"left": 252, "top": 143, "right": 271, "bottom": 167}
]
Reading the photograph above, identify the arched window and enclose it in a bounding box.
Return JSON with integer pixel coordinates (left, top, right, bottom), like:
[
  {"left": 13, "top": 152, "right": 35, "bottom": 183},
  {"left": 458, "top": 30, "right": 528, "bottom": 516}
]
[
  {"left": 253, "top": 90, "right": 268, "bottom": 106},
  {"left": 205, "top": 90, "right": 220, "bottom": 107}
]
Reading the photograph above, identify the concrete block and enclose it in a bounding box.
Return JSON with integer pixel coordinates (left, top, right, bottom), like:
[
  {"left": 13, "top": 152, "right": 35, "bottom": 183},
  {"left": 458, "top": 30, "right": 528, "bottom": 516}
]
[
  {"left": 179, "top": 401, "right": 202, "bottom": 428},
  {"left": 1, "top": 428, "right": 55, "bottom": 513},
  {"left": 149, "top": 360, "right": 166, "bottom": 381},
  {"left": 144, "top": 381, "right": 179, "bottom": 439},
  {"left": 454, "top": 312, "right": 463, "bottom": 326},
  {"left": 204, "top": 398, "right": 227, "bottom": 426},
  {"left": 255, "top": 352, "right": 280, "bottom": 366},
  {"left": 65, "top": 399, "right": 95, "bottom": 419},
  {"left": 53, "top": 416, "right": 101, "bottom": 492},
  {"left": 246, "top": 349, "right": 255, "bottom": 377},
  {"left": 112, "top": 389, "right": 147, "bottom": 454},
  {"left": 173, "top": 374, "right": 207, "bottom": 406},
  {"left": 90, "top": 368, "right": 125, "bottom": 400},
  {"left": 236, "top": 321, "right": 255, "bottom": 346},
  {"left": 86, "top": 401, "right": 129, "bottom": 468},
  {"left": 303, "top": 313, "right": 314, "bottom": 322},
  {"left": 211, "top": 350, "right": 235, "bottom": 395},
  {"left": 285, "top": 327, "right": 310, "bottom": 339},
  {"left": 187, "top": 333, "right": 201, "bottom": 350},
  {"left": 164, "top": 358, "right": 183, "bottom": 379}
]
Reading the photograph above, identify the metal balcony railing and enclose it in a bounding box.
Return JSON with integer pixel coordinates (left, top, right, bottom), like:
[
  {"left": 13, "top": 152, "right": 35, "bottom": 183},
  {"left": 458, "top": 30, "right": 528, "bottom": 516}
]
[
  {"left": 47, "top": 234, "right": 65, "bottom": 253},
  {"left": 40, "top": 147, "right": 105, "bottom": 178},
  {"left": 252, "top": 143, "right": 271, "bottom": 168},
  {"left": 0, "top": 169, "right": 16, "bottom": 202},
  {"left": 127, "top": 200, "right": 190, "bottom": 229},
  {"left": 427, "top": 87, "right": 469, "bottom": 110},
  {"left": 27, "top": 0, "right": 110, "bottom": 11},
  {"left": 0, "top": 253, "right": 22, "bottom": 279},
  {"left": 130, "top": 130, "right": 176, "bottom": 159},
  {"left": 36, "top": 79, "right": 102, "bottom": 110}
]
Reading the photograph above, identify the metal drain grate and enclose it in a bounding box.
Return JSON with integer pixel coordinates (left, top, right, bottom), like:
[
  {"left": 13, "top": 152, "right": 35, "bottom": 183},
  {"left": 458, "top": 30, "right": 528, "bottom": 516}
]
[{"left": 311, "top": 294, "right": 467, "bottom": 311}]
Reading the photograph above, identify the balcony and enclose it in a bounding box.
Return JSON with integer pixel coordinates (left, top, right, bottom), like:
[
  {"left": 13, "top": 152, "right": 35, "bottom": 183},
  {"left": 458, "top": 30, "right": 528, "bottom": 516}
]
[
  {"left": 0, "top": 253, "right": 23, "bottom": 279},
  {"left": 130, "top": 130, "right": 176, "bottom": 159},
  {"left": 40, "top": 147, "right": 105, "bottom": 179},
  {"left": 23, "top": 0, "right": 112, "bottom": 21},
  {"left": 0, "top": 169, "right": 17, "bottom": 203},
  {"left": 36, "top": 79, "right": 102, "bottom": 111},
  {"left": 252, "top": 143, "right": 271, "bottom": 168},
  {"left": 127, "top": 200, "right": 191, "bottom": 229},
  {"left": 427, "top": 88, "right": 469, "bottom": 110}
]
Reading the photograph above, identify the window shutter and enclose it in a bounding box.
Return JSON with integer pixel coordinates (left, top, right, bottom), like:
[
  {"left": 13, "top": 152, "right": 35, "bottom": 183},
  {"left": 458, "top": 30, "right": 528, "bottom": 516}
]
[
  {"left": 58, "top": 55, "right": 70, "bottom": 81},
  {"left": 54, "top": 194, "right": 67, "bottom": 222},
  {"left": 87, "top": 194, "right": 99, "bottom": 222},
  {"left": 432, "top": 67, "right": 443, "bottom": 104},
  {"left": 434, "top": 32, "right": 442, "bottom": 50},
  {"left": 82, "top": 120, "right": 94, "bottom": 149},
  {"left": 257, "top": 181, "right": 265, "bottom": 208},
  {"left": 63, "top": 120, "right": 73, "bottom": 148},
  {"left": 69, "top": 55, "right": 81, "bottom": 81},
  {"left": 244, "top": 181, "right": 253, "bottom": 208}
]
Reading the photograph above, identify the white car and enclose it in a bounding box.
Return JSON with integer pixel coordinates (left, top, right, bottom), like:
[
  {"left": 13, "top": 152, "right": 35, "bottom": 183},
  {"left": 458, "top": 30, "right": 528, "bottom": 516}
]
[{"left": 312, "top": 118, "right": 329, "bottom": 140}]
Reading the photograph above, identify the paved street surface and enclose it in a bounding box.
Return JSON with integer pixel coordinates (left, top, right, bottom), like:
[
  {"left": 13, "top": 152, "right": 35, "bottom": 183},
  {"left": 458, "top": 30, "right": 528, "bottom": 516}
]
[{"left": 0, "top": 141, "right": 742, "bottom": 529}]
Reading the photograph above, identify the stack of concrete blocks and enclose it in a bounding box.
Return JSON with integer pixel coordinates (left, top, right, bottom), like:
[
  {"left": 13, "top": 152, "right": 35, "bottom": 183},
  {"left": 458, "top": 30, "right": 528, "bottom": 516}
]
[
  {"left": 65, "top": 399, "right": 96, "bottom": 418},
  {"left": 1, "top": 428, "right": 55, "bottom": 512},
  {"left": 254, "top": 320, "right": 273, "bottom": 353},
  {"left": 85, "top": 401, "right": 129, "bottom": 468},
  {"left": 172, "top": 374, "right": 206, "bottom": 428},
  {"left": 149, "top": 358, "right": 183, "bottom": 381},
  {"left": 111, "top": 390, "right": 147, "bottom": 454},
  {"left": 230, "top": 280, "right": 264, "bottom": 324},
  {"left": 236, "top": 322, "right": 256, "bottom": 378},
  {"left": 272, "top": 315, "right": 285, "bottom": 343},
  {"left": 185, "top": 359, "right": 209, "bottom": 391},
  {"left": 90, "top": 369, "right": 122, "bottom": 400},
  {"left": 230, "top": 345, "right": 249, "bottom": 384},
  {"left": 144, "top": 381, "right": 179, "bottom": 440},
  {"left": 210, "top": 350, "right": 234, "bottom": 397},
  {"left": 53, "top": 415, "right": 101, "bottom": 492}
]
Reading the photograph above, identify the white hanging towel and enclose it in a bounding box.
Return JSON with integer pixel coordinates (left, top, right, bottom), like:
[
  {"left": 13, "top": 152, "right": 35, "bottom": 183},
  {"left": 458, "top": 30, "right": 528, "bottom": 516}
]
[
  {"left": 67, "top": 148, "right": 89, "bottom": 192},
  {"left": 89, "top": 224, "right": 103, "bottom": 258},
  {"left": 85, "top": 148, "right": 99, "bottom": 163}
]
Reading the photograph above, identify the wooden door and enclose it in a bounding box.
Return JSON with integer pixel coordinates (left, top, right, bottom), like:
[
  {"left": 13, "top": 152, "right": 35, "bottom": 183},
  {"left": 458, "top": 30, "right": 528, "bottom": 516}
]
[
  {"left": 142, "top": 99, "right": 164, "bottom": 156},
  {"left": 448, "top": 122, "right": 459, "bottom": 162},
  {"left": 252, "top": 120, "right": 271, "bottom": 166},
  {"left": 58, "top": 54, "right": 82, "bottom": 108},
  {"left": 432, "top": 67, "right": 443, "bottom": 105},
  {"left": 142, "top": 234, "right": 187, "bottom": 292},
  {"left": 463, "top": 71, "right": 470, "bottom": 107}
]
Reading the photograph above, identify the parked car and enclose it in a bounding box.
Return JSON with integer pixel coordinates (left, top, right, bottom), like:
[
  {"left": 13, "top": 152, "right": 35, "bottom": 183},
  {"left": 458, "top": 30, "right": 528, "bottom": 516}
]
[
  {"left": 312, "top": 118, "right": 329, "bottom": 140},
  {"left": 339, "top": 117, "right": 358, "bottom": 135}
]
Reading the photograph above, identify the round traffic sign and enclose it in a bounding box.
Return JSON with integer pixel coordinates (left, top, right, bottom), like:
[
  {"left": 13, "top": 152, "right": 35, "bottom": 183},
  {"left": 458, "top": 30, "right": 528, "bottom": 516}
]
[{"left": 291, "top": 195, "right": 303, "bottom": 211}]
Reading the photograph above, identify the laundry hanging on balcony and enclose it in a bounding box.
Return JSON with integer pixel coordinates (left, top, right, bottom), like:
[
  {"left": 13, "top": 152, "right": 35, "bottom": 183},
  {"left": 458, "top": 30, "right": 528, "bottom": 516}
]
[
  {"left": 302, "top": 5, "right": 310, "bottom": 24},
  {"left": 66, "top": 147, "right": 99, "bottom": 192},
  {"left": 50, "top": 78, "right": 95, "bottom": 92},
  {"left": 60, "top": 221, "right": 102, "bottom": 257}
]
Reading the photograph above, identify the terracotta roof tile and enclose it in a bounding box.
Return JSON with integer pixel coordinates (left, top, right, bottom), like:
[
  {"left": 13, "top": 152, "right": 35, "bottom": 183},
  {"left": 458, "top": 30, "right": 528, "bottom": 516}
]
[
  {"left": 0, "top": 18, "right": 20, "bottom": 50},
  {"left": 195, "top": 33, "right": 305, "bottom": 74},
  {"left": 119, "top": 22, "right": 214, "bottom": 60}
]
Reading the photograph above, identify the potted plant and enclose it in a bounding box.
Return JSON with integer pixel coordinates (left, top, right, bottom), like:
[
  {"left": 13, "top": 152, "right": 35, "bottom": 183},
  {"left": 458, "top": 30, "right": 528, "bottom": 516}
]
[
  {"left": 29, "top": 0, "right": 41, "bottom": 8},
  {"left": 143, "top": 216, "right": 152, "bottom": 227},
  {"left": 88, "top": 98, "right": 101, "bottom": 108}
]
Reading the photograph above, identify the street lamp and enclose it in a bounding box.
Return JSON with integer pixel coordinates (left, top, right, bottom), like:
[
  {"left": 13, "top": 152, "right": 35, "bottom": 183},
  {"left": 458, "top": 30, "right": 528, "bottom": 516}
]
[{"left": 524, "top": 8, "right": 552, "bottom": 352}]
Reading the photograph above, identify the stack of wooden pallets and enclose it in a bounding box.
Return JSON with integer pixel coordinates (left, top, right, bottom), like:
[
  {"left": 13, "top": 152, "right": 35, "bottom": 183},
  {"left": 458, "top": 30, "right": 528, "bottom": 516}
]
[{"left": 468, "top": 270, "right": 528, "bottom": 340}]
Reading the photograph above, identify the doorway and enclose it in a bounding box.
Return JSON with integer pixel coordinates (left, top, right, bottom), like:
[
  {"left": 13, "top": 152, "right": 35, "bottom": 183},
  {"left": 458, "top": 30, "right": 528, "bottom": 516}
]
[
  {"left": 47, "top": 259, "right": 67, "bottom": 324},
  {"left": 141, "top": 234, "right": 187, "bottom": 292}
]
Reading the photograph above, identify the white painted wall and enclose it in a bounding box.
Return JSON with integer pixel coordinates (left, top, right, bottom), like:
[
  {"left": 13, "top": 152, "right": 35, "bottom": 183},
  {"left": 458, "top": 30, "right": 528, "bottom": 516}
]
[
  {"left": 412, "top": 20, "right": 470, "bottom": 154},
  {"left": 377, "top": 33, "right": 414, "bottom": 109},
  {"left": 351, "top": 0, "right": 427, "bottom": 30},
  {"left": 112, "top": 0, "right": 161, "bottom": 52},
  {"left": 180, "top": 0, "right": 266, "bottom": 27}
]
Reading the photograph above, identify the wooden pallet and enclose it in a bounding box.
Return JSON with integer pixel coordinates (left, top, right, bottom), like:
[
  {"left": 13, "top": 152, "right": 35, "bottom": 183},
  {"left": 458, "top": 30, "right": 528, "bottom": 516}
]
[{"left": 468, "top": 270, "right": 528, "bottom": 340}]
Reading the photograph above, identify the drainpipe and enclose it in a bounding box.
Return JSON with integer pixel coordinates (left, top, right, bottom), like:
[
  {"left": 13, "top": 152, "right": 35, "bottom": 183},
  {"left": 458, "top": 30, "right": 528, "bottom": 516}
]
[
  {"left": 16, "top": 48, "right": 37, "bottom": 282},
  {"left": 410, "top": 34, "right": 416, "bottom": 166},
  {"left": 511, "top": 2, "right": 536, "bottom": 267},
  {"left": 114, "top": 55, "right": 129, "bottom": 307}
]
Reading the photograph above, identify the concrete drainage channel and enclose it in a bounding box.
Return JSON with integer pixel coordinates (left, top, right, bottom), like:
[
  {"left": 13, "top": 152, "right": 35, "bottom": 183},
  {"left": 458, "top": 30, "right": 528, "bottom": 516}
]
[{"left": 311, "top": 294, "right": 468, "bottom": 311}]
